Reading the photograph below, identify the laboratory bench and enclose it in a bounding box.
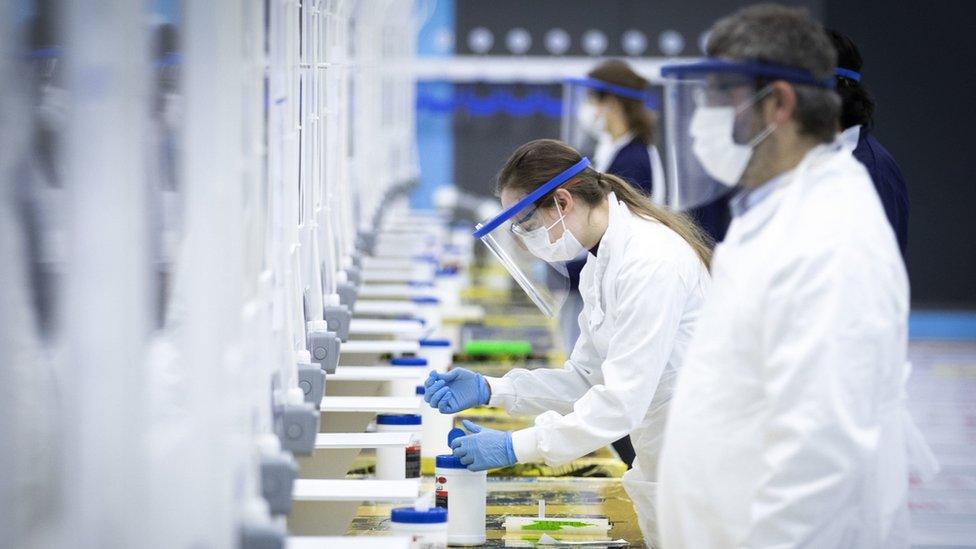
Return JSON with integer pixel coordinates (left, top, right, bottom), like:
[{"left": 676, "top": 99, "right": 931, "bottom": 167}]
[{"left": 346, "top": 476, "right": 644, "bottom": 547}]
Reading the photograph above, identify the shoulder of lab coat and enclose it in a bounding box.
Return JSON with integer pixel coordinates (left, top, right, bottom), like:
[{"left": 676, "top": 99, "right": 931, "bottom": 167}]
[{"left": 514, "top": 200, "right": 709, "bottom": 465}]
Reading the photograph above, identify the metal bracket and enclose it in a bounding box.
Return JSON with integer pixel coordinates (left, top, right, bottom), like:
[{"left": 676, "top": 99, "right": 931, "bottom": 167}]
[
  {"left": 356, "top": 230, "right": 376, "bottom": 255},
  {"left": 307, "top": 328, "right": 341, "bottom": 374},
  {"left": 260, "top": 451, "right": 298, "bottom": 515},
  {"left": 324, "top": 304, "right": 351, "bottom": 341},
  {"left": 276, "top": 402, "right": 319, "bottom": 455},
  {"left": 239, "top": 519, "right": 286, "bottom": 549},
  {"left": 337, "top": 280, "right": 358, "bottom": 311},
  {"left": 297, "top": 361, "right": 326, "bottom": 407}
]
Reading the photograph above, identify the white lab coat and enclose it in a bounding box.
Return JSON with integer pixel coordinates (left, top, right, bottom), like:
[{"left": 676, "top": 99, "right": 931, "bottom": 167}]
[
  {"left": 486, "top": 193, "right": 710, "bottom": 544},
  {"left": 657, "top": 142, "right": 918, "bottom": 548}
]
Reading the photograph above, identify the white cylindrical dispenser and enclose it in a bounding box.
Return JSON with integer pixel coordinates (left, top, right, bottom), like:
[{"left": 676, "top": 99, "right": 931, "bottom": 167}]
[
  {"left": 435, "top": 429, "right": 487, "bottom": 546},
  {"left": 375, "top": 414, "right": 422, "bottom": 480}
]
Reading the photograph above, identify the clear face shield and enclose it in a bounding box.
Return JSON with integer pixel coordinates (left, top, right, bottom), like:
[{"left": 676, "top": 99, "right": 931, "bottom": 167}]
[
  {"left": 560, "top": 78, "right": 657, "bottom": 157},
  {"left": 659, "top": 58, "right": 836, "bottom": 210},
  {"left": 473, "top": 157, "right": 590, "bottom": 317}
]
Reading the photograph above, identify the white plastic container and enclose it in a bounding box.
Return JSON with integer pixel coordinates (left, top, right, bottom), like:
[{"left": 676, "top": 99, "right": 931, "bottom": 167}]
[
  {"left": 411, "top": 296, "right": 442, "bottom": 333},
  {"left": 417, "top": 338, "right": 453, "bottom": 373},
  {"left": 388, "top": 357, "right": 429, "bottom": 397},
  {"left": 434, "top": 267, "right": 461, "bottom": 308},
  {"left": 416, "top": 385, "right": 454, "bottom": 461},
  {"left": 435, "top": 453, "right": 487, "bottom": 546},
  {"left": 390, "top": 505, "right": 448, "bottom": 549},
  {"left": 375, "top": 414, "right": 422, "bottom": 480}
]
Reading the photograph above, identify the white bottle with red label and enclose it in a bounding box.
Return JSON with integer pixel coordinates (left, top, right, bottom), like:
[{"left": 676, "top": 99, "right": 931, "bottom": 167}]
[
  {"left": 435, "top": 428, "right": 487, "bottom": 546},
  {"left": 376, "top": 414, "right": 422, "bottom": 480}
]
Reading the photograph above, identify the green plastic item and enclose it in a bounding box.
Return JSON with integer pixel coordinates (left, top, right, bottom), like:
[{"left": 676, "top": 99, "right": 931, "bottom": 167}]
[
  {"left": 520, "top": 519, "right": 594, "bottom": 531},
  {"left": 463, "top": 340, "right": 532, "bottom": 356}
]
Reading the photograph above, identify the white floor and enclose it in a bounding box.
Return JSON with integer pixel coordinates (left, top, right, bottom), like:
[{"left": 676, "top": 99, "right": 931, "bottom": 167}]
[{"left": 907, "top": 340, "right": 976, "bottom": 548}]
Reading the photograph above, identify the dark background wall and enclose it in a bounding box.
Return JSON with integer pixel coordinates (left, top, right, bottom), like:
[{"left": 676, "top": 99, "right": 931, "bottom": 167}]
[
  {"left": 823, "top": 0, "right": 976, "bottom": 308},
  {"left": 452, "top": 0, "right": 975, "bottom": 308}
]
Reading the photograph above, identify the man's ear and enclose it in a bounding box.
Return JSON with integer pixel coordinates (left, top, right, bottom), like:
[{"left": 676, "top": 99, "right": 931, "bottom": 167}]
[{"left": 766, "top": 81, "right": 797, "bottom": 126}]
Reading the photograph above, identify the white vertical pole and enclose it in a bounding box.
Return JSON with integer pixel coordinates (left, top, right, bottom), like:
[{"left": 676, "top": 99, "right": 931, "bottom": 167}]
[{"left": 62, "top": 1, "right": 151, "bottom": 547}]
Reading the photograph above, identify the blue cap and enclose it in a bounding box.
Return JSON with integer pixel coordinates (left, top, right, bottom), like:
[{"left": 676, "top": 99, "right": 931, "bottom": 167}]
[
  {"left": 416, "top": 385, "right": 425, "bottom": 395},
  {"left": 395, "top": 315, "right": 426, "bottom": 325},
  {"left": 391, "top": 357, "right": 428, "bottom": 367},
  {"left": 411, "top": 296, "right": 441, "bottom": 305},
  {"left": 436, "top": 454, "right": 466, "bottom": 469},
  {"left": 376, "top": 414, "right": 422, "bottom": 426},
  {"left": 419, "top": 338, "right": 451, "bottom": 347},
  {"left": 448, "top": 428, "right": 466, "bottom": 447},
  {"left": 391, "top": 506, "right": 448, "bottom": 524},
  {"left": 435, "top": 267, "right": 459, "bottom": 277}
]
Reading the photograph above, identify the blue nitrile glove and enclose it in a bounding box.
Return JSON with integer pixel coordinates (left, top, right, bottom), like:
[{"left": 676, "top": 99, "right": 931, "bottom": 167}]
[
  {"left": 423, "top": 368, "right": 489, "bottom": 414},
  {"left": 451, "top": 419, "right": 517, "bottom": 471}
]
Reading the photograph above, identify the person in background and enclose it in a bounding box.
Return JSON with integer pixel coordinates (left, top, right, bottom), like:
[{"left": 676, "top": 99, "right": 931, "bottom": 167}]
[
  {"left": 829, "top": 29, "right": 910, "bottom": 259},
  {"left": 425, "top": 139, "right": 711, "bottom": 544},
  {"left": 562, "top": 59, "right": 668, "bottom": 469},
  {"left": 578, "top": 59, "right": 665, "bottom": 200},
  {"left": 657, "top": 4, "right": 933, "bottom": 547}
]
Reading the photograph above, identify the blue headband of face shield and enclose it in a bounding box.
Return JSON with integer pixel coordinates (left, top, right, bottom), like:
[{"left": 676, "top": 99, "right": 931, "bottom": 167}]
[
  {"left": 660, "top": 58, "right": 836, "bottom": 89},
  {"left": 566, "top": 77, "right": 659, "bottom": 109},
  {"left": 834, "top": 67, "right": 861, "bottom": 82},
  {"left": 472, "top": 157, "right": 591, "bottom": 238}
]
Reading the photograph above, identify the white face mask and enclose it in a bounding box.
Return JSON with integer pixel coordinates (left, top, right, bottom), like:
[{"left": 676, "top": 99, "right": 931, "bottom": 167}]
[
  {"left": 576, "top": 101, "right": 607, "bottom": 138},
  {"left": 517, "top": 198, "right": 586, "bottom": 263},
  {"left": 689, "top": 88, "right": 777, "bottom": 186}
]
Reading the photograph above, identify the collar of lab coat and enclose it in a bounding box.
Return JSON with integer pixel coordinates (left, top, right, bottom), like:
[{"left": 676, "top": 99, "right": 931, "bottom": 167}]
[
  {"left": 725, "top": 142, "right": 842, "bottom": 244},
  {"left": 592, "top": 191, "right": 628, "bottom": 270},
  {"left": 839, "top": 124, "right": 862, "bottom": 152}
]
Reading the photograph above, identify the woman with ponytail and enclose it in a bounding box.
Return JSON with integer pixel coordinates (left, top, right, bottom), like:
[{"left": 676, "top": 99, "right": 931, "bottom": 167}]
[{"left": 423, "top": 139, "right": 711, "bottom": 544}]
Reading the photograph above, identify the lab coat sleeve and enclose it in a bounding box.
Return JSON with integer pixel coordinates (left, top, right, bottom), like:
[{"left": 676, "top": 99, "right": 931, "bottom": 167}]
[
  {"left": 485, "top": 307, "right": 603, "bottom": 417},
  {"left": 740, "top": 241, "right": 895, "bottom": 547},
  {"left": 509, "top": 258, "right": 687, "bottom": 465}
]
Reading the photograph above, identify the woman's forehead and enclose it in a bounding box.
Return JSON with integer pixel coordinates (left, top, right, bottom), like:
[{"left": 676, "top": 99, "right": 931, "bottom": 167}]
[{"left": 499, "top": 187, "right": 527, "bottom": 209}]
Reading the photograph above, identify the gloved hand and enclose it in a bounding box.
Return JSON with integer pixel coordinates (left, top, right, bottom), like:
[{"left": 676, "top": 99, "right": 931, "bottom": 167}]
[
  {"left": 423, "top": 368, "right": 489, "bottom": 414},
  {"left": 451, "top": 419, "right": 517, "bottom": 471}
]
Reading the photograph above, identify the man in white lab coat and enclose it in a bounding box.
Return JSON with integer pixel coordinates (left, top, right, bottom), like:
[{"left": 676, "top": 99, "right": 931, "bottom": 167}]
[{"left": 657, "top": 5, "right": 921, "bottom": 548}]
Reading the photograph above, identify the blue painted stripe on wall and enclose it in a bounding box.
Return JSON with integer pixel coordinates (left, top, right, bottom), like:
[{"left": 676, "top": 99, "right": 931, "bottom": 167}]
[
  {"left": 412, "top": 0, "right": 455, "bottom": 209},
  {"left": 910, "top": 311, "right": 976, "bottom": 341}
]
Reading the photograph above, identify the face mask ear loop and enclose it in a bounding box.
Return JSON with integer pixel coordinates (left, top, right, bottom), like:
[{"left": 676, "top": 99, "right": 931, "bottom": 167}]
[
  {"left": 748, "top": 122, "right": 778, "bottom": 147},
  {"left": 544, "top": 195, "right": 568, "bottom": 241},
  {"left": 735, "top": 85, "right": 777, "bottom": 148}
]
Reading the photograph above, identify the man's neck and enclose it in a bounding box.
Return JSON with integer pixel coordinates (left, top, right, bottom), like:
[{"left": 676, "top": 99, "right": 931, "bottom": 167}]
[{"left": 741, "top": 137, "right": 819, "bottom": 190}]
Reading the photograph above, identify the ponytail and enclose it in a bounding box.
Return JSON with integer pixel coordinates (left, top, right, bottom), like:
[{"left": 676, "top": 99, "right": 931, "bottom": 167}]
[{"left": 600, "top": 173, "right": 713, "bottom": 269}]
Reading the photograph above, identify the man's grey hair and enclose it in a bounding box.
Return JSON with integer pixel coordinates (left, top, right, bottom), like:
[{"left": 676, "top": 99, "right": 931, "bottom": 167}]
[{"left": 706, "top": 3, "right": 840, "bottom": 142}]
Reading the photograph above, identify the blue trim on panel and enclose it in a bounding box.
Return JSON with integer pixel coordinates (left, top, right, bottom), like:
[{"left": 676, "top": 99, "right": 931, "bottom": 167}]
[{"left": 910, "top": 311, "right": 976, "bottom": 341}]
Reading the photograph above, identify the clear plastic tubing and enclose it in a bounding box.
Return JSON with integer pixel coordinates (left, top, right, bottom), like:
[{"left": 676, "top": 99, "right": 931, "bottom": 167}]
[
  {"left": 375, "top": 414, "right": 422, "bottom": 480},
  {"left": 390, "top": 505, "right": 447, "bottom": 548}
]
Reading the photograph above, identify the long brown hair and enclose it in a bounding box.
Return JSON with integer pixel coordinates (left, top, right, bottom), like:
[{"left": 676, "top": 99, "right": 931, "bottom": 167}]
[
  {"left": 587, "top": 60, "right": 657, "bottom": 146},
  {"left": 496, "top": 139, "right": 712, "bottom": 269}
]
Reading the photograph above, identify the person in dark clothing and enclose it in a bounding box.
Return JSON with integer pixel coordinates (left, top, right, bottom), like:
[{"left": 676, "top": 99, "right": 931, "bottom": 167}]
[{"left": 829, "top": 29, "right": 910, "bottom": 258}]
